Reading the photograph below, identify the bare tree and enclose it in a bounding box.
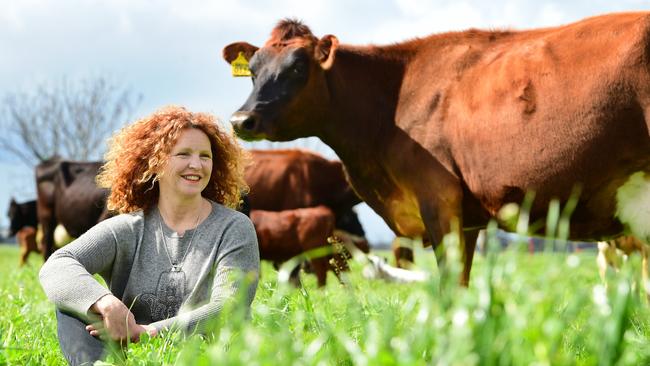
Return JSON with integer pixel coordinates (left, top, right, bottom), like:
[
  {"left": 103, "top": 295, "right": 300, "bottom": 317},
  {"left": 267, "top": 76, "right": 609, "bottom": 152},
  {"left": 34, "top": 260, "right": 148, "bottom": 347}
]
[{"left": 0, "top": 76, "right": 142, "bottom": 165}]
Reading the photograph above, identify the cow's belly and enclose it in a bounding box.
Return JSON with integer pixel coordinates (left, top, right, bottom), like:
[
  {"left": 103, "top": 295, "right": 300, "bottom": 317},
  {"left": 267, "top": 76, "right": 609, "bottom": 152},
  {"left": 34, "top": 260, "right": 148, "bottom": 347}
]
[{"left": 385, "top": 193, "right": 426, "bottom": 238}]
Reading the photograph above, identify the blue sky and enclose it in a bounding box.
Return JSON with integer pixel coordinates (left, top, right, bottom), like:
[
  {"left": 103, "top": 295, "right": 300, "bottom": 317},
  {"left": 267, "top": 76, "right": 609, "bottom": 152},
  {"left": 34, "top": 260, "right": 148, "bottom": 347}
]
[{"left": 1, "top": 0, "right": 648, "bottom": 243}]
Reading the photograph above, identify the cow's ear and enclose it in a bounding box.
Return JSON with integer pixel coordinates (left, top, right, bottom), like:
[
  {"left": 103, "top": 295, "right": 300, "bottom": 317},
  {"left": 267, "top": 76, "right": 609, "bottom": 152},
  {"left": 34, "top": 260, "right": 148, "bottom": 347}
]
[
  {"left": 315, "top": 35, "right": 338, "bottom": 70},
  {"left": 222, "top": 42, "right": 259, "bottom": 64}
]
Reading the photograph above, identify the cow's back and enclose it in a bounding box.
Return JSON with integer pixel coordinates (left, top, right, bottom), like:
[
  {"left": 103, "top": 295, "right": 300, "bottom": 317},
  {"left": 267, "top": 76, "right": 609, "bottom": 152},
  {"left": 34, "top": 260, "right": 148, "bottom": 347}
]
[{"left": 246, "top": 149, "right": 358, "bottom": 211}]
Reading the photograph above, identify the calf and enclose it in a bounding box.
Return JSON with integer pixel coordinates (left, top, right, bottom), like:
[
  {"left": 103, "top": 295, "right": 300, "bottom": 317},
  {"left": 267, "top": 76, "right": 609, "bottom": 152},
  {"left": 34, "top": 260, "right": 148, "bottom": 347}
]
[{"left": 251, "top": 206, "right": 342, "bottom": 287}]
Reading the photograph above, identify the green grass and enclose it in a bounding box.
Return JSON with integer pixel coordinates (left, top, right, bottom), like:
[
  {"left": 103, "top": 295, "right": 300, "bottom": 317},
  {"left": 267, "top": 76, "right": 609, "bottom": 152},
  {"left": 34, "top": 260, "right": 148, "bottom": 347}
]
[{"left": 1, "top": 236, "right": 650, "bottom": 365}]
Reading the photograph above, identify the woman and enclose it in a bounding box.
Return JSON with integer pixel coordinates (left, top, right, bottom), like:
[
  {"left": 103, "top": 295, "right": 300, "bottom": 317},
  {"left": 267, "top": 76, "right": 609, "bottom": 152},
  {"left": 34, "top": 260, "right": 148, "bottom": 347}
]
[{"left": 39, "top": 106, "right": 259, "bottom": 365}]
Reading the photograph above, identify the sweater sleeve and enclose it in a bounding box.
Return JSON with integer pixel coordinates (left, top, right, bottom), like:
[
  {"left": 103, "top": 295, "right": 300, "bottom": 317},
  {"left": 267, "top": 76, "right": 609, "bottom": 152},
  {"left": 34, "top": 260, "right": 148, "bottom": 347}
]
[
  {"left": 150, "top": 213, "right": 260, "bottom": 333},
  {"left": 38, "top": 215, "right": 133, "bottom": 317}
]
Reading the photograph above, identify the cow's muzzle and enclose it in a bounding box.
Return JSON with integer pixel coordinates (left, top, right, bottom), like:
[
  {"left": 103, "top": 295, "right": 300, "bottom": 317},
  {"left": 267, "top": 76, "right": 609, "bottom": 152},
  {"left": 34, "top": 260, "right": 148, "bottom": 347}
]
[{"left": 230, "top": 111, "right": 259, "bottom": 134}]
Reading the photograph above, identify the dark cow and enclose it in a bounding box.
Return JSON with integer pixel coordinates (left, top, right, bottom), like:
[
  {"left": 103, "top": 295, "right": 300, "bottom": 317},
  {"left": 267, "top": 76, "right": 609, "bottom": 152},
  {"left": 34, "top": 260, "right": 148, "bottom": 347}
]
[
  {"left": 7, "top": 199, "right": 39, "bottom": 265},
  {"left": 246, "top": 149, "right": 364, "bottom": 236},
  {"left": 251, "top": 206, "right": 343, "bottom": 287},
  {"left": 7, "top": 199, "right": 38, "bottom": 237},
  {"left": 36, "top": 158, "right": 110, "bottom": 259},
  {"left": 224, "top": 14, "right": 650, "bottom": 285}
]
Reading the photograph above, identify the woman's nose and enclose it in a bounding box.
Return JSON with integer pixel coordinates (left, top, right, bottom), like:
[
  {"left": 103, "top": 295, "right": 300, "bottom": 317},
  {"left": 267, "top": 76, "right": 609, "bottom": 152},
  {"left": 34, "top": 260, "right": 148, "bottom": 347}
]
[{"left": 188, "top": 155, "right": 201, "bottom": 169}]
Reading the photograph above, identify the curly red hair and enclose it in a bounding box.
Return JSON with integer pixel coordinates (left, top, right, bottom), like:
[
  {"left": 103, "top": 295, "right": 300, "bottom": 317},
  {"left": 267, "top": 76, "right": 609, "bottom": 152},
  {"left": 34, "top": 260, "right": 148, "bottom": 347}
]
[{"left": 97, "top": 105, "right": 249, "bottom": 214}]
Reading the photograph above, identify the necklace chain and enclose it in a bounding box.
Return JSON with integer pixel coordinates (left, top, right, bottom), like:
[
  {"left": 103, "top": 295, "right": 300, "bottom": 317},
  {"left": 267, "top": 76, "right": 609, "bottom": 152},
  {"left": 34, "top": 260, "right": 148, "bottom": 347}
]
[{"left": 158, "top": 203, "right": 202, "bottom": 272}]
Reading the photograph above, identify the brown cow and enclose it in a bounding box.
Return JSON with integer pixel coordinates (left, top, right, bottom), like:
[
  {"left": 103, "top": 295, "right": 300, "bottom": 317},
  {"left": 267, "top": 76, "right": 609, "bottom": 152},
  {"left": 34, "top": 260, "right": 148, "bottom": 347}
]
[
  {"left": 224, "top": 14, "right": 650, "bottom": 285},
  {"left": 35, "top": 158, "right": 110, "bottom": 259},
  {"left": 246, "top": 149, "right": 366, "bottom": 238},
  {"left": 251, "top": 206, "right": 344, "bottom": 287},
  {"left": 16, "top": 226, "right": 37, "bottom": 266},
  {"left": 246, "top": 149, "right": 370, "bottom": 252}
]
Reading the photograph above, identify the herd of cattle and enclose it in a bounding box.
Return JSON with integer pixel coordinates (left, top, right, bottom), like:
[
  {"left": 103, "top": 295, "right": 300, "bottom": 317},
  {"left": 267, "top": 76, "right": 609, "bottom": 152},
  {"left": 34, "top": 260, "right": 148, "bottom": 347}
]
[
  {"left": 6, "top": 12, "right": 650, "bottom": 290},
  {"left": 7, "top": 149, "right": 369, "bottom": 286},
  {"left": 6, "top": 148, "right": 648, "bottom": 288}
]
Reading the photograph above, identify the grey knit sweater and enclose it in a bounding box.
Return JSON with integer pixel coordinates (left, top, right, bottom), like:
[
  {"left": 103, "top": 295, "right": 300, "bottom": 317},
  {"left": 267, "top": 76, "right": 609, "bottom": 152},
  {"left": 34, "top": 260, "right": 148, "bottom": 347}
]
[{"left": 39, "top": 201, "right": 259, "bottom": 333}]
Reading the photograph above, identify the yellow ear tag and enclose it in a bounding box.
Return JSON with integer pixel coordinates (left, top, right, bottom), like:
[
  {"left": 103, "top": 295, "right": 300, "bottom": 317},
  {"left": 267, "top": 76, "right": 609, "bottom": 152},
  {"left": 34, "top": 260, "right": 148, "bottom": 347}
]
[{"left": 231, "top": 52, "right": 252, "bottom": 77}]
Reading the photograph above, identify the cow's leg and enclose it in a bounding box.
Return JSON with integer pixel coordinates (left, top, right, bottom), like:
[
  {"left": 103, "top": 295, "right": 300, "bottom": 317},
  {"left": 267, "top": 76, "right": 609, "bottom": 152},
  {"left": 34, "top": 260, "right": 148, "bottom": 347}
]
[
  {"left": 460, "top": 228, "right": 480, "bottom": 286},
  {"left": 19, "top": 237, "right": 28, "bottom": 267},
  {"left": 310, "top": 258, "right": 329, "bottom": 287},
  {"left": 597, "top": 242, "right": 610, "bottom": 284},
  {"left": 597, "top": 241, "right": 620, "bottom": 285},
  {"left": 641, "top": 243, "right": 650, "bottom": 304},
  {"left": 41, "top": 218, "right": 57, "bottom": 260},
  {"left": 392, "top": 237, "right": 414, "bottom": 268},
  {"left": 419, "top": 184, "right": 465, "bottom": 284},
  {"left": 27, "top": 232, "right": 38, "bottom": 264},
  {"left": 38, "top": 214, "right": 56, "bottom": 260},
  {"left": 289, "top": 266, "right": 302, "bottom": 287}
]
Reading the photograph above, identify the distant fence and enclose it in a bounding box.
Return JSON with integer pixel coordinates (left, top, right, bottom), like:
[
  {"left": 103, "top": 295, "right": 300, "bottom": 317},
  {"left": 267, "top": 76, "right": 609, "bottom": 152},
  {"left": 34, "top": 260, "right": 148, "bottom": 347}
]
[{"left": 370, "top": 229, "right": 598, "bottom": 253}]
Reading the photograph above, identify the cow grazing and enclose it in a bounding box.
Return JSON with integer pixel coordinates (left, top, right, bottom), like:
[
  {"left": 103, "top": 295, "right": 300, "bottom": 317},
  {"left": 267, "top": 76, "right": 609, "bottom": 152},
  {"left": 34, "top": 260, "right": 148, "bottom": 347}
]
[
  {"left": 251, "top": 206, "right": 344, "bottom": 287},
  {"left": 224, "top": 14, "right": 650, "bottom": 285},
  {"left": 7, "top": 199, "right": 38, "bottom": 237},
  {"left": 246, "top": 149, "right": 364, "bottom": 237},
  {"left": 245, "top": 149, "right": 370, "bottom": 267},
  {"left": 35, "top": 158, "right": 110, "bottom": 259}
]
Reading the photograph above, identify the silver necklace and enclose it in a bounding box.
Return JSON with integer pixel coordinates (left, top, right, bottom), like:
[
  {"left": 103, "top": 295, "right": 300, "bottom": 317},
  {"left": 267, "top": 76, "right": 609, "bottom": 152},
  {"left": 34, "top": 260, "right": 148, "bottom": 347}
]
[{"left": 158, "top": 204, "right": 202, "bottom": 272}]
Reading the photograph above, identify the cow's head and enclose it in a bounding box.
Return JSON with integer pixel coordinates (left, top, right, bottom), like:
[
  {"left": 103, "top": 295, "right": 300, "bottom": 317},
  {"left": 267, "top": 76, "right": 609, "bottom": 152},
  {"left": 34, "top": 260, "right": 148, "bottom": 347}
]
[
  {"left": 7, "top": 198, "right": 20, "bottom": 237},
  {"left": 223, "top": 19, "right": 338, "bottom": 141},
  {"left": 335, "top": 208, "right": 365, "bottom": 238}
]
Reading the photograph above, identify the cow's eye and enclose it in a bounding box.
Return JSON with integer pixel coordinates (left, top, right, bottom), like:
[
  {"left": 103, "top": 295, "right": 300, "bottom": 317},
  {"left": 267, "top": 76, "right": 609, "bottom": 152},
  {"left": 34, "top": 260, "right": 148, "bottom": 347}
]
[{"left": 282, "top": 65, "right": 302, "bottom": 79}]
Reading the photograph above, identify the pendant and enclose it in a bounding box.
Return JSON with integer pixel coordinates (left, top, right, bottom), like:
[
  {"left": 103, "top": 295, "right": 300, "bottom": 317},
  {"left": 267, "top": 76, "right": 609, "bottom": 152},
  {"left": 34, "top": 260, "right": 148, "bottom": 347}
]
[{"left": 171, "top": 264, "right": 181, "bottom": 272}]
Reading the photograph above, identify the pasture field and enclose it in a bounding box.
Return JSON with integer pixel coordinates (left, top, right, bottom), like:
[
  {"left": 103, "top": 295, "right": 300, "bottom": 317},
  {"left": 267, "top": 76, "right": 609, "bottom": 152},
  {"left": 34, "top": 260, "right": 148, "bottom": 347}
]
[{"left": 1, "top": 233, "right": 650, "bottom": 365}]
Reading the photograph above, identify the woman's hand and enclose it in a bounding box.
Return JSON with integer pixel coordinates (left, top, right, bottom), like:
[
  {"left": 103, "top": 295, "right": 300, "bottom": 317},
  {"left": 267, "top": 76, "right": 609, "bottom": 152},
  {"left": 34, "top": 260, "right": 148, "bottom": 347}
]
[{"left": 88, "top": 294, "right": 140, "bottom": 342}]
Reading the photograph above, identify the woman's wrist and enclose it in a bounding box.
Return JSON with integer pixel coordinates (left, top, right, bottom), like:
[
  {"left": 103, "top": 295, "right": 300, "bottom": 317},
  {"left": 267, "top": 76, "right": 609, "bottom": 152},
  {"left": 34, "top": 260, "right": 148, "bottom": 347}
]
[{"left": 90, "top": 293, "right": 117, "bottom": 315}]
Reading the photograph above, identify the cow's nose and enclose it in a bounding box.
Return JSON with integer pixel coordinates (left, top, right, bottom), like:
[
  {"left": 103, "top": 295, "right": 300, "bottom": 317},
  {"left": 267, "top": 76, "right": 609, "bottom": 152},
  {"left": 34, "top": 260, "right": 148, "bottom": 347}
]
[{"left": 230, "top": 112, "right": 258, "bottom": 132}]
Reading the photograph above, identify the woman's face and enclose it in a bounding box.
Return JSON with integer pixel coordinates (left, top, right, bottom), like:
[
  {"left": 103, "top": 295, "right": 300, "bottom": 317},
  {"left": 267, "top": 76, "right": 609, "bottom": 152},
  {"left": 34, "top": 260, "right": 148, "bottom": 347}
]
[{"left": 158, "top": 128, "right": 213, "bottom": 201}]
